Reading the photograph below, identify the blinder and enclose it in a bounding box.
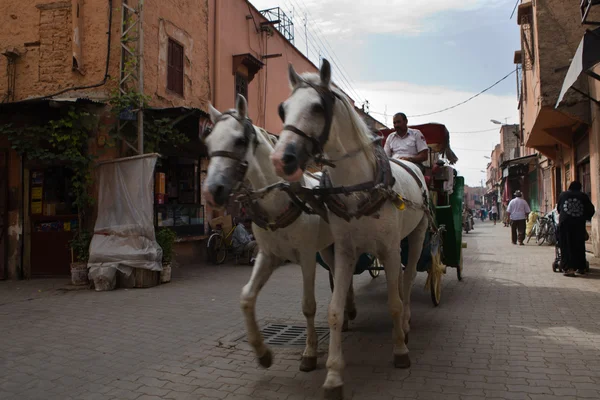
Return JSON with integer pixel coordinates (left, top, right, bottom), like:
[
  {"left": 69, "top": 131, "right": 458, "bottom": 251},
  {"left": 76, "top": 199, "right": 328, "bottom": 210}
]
[
  {"left": 282, "top": 79, "right": 339, "bottom": 165},
  {"left": 202, "top": 111, "right": 259, "bottom": 187}
]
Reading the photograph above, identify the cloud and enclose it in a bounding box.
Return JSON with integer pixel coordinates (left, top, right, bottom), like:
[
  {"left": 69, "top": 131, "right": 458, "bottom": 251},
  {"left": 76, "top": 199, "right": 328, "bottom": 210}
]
[
  {"left": 354, "top": 80, "right": 519, "bottom": 186},
  {"left": 250, "top": 0, "right": 503, "bottom": 35}
]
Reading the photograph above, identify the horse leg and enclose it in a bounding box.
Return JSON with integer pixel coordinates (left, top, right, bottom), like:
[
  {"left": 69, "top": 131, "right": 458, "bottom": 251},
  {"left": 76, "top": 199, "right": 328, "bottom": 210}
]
[
  {"left": 323, "top": 251, "right": 355, "bottom": 400},
  {"left": 240, "top": 251, "right": 280, "bottom": 368},
  {"left": 299, "top": 255, "right": 318, "bottom": 372},
  {"left": 381, "top": 248, "right": 410, "bottom": 368},
  {"left": 402, "top": 217, "right": 428, "bottom": 343},
  {"left": 320, "top": 246, "right": 355, "bottom": 330}
]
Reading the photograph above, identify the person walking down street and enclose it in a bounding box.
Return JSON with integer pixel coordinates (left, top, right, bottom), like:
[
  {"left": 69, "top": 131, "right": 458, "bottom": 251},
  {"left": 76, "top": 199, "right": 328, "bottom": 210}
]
[
  {"left": 491, "top": 204, "right": 498, "bottom": 225},
  {"left": 557, "top": 181, "right": 595, "bottom": 276},
  {"left": 506, "top": 190, "right": 530, "bottom": 245}
]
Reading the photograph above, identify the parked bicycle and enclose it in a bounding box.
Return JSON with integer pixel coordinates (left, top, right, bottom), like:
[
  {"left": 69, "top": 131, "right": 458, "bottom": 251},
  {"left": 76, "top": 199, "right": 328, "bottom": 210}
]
[{"left": 526, "top": 211, "right": 556, "bottom": 246}]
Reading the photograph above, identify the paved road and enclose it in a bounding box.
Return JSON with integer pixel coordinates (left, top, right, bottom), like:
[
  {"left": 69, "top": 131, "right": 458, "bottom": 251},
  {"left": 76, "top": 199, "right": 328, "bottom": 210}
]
[{"left": 2, "top": 221, "right": 600, "bottom": 400}]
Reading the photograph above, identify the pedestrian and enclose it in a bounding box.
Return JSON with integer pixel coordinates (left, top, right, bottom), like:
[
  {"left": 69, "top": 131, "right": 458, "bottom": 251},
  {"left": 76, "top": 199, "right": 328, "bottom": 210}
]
[
  {"left": 506, "top": 190, "right": 530, "bottom": 245},
  {"left": 557, "top": 181, "right": 595, "bottom": 276},
  {"left": 490, "top": 204, "right": 498, "bottom": 225}
]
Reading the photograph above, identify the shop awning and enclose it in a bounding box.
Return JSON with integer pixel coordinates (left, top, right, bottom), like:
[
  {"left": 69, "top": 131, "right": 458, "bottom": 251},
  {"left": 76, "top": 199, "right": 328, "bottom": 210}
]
[
  {"left": 556, "top": 27, "right": 600, "bottom": 108},
  {"left": 501, "top": 153, "right": 538, "bottom": 169}
]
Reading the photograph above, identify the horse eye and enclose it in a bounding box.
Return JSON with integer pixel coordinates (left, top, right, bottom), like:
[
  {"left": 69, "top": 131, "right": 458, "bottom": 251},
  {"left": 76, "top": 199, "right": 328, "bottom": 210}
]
[
  {"left": 235, "top": 137, "right": 248, "bottom": 147},
  {"left": 278, "top": 103, "right": 285, "bottom": 121},
  {"left": 311, "top": 103, "right": 324, "bottom": 114}
]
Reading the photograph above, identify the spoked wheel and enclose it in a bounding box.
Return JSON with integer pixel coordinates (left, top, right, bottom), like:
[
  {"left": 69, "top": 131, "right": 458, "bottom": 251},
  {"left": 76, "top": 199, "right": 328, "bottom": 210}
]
[
  {"left": 457, "top": 249, "right": 463, "bottom": 281},
  {"left": 368, "top": 257, "right": 381, "bottom": 278},
  {"left": 207, "top": 233, "right": 227, "bottom": 265}
]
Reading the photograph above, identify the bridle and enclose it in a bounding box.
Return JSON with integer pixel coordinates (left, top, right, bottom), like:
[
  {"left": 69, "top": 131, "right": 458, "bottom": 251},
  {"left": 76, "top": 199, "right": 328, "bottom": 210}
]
[
  {"left": 279, "top": 80, "right": 381, "bottom": 168},
  {"left": 279, "top": 79, "right": 340, "bottom": 167},
  {"left": 201, "top": 111, "right": 259, "bottom": 188}
]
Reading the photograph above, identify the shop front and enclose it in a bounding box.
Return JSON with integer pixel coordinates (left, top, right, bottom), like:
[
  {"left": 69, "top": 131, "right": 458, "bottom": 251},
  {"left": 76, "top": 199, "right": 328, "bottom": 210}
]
[
  {"left": 27, "top": 165, "right": 78, "bottom": 276},
  {"left": 501, "top": 154, "right": 539, "bottom": 211}
]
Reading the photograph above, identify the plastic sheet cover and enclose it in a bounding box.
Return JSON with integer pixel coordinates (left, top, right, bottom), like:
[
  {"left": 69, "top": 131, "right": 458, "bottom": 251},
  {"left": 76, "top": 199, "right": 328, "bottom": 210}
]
[{"left": 88, "top": 154, "right": 162, "bottom": 277}]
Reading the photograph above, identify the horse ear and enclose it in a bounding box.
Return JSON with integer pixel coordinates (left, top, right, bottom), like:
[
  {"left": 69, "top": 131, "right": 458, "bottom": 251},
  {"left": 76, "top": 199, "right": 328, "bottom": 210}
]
[
  {"left": 320, "top": 59, "right": 331, "bottom": 87},
  {"left": 208, "top": 103, "right": 222, "bottom": 124},
  {"left": 236, "top": 94, "right": 248, "bottom": 119},
  {"left": 288, "top": 63, "right": 301, "bottom": 88}
]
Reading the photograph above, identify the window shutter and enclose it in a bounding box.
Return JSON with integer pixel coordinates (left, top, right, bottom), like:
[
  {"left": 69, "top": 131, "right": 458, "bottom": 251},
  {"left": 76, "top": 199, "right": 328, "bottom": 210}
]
[{"left": 167, "top": 39, "right": 184, "bottom": 96}]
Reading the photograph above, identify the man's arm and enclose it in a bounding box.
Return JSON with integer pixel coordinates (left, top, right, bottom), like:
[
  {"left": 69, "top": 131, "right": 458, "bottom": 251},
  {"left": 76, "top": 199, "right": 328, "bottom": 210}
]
[
  {"left": 404, "top": 149, "right": 428, "bottom": 163},
  {"left": 402, "top": 130, "right": 429, "bottom": 163},
  {"left": 384, "top": 134, "right": 392, "bottom": 158}
]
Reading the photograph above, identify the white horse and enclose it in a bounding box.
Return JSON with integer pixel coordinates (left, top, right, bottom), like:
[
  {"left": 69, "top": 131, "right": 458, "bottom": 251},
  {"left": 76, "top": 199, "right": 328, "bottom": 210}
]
[
  {"left": 271, "top": 60, "right": 429, "bottom": 399},
  {"left": 202, "top": 94, "right": 357, "bottom": 373}
]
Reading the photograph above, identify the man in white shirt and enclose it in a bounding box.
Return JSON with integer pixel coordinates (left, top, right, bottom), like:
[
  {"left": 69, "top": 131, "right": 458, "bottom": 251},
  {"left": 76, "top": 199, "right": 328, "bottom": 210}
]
[
  {"left": 506, "top": 190, "right": 531, "bottom": 245},
  {"left": 384, "top": 113, "right": 429, "bottom": 165}
]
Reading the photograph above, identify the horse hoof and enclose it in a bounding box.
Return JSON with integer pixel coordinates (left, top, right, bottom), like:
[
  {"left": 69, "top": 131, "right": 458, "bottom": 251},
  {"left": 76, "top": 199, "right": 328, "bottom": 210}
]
[
  {"left": 342, "top": 319, "right": 349, "bottom": 332},
  {"left": 258, "top": 349, "right": 273, "bottom": 368},
  {"left": 394, "top": 353, "right": 411, "bottom": 369},
  {"left": 299, "top": 356, "right": 317, "bottom": 372},
  {"left": 323, "top": 385, "right": 344, "bottom": 400},
  {"left": 348, "top": 309, "right": 357, "bottom": 321},
  {"left": 404, "top": 332, "right": 409, "bottom": 344}
]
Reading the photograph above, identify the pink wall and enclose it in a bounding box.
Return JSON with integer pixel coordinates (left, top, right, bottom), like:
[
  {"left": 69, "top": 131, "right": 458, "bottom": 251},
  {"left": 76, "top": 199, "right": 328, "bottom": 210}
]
[{"left": 209, "top": 0, "right": 323, "bottom": 133}]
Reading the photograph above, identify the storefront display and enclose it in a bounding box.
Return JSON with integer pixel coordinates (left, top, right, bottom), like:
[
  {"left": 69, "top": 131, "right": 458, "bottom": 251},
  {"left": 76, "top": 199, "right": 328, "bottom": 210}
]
[
  {"left": 29, "top": 166, "right": 77, "bottom": 276},
  {"left": 155, "top": 157, "right": 205, "bottom": 237}
]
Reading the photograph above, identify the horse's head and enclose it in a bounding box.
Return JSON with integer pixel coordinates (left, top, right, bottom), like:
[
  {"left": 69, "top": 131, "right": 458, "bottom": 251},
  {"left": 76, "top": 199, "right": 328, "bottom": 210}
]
[
  {"left": 201, "top": 94, "right": 257, "bottom": 209},
  {"left": 271, "top": 59, "right": 336, "bottom": 182}
]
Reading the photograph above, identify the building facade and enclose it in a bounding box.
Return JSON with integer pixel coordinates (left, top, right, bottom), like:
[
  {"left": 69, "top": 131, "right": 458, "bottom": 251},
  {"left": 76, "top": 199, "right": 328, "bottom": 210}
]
[
  {"left": 515, "top": 0, "right": 600, "bottom": 255},
  {"left": 0, "top": 0, "right": 212, "bottom": 279}
]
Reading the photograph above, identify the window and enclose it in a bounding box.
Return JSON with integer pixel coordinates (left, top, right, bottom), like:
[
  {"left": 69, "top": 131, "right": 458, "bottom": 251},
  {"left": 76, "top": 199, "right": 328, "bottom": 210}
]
[
  {"left": 235, "top": 73, "right": 248, "bottom": 103},
  {"left": 167, "top": 39, "right": 184, "bottom": 96}
]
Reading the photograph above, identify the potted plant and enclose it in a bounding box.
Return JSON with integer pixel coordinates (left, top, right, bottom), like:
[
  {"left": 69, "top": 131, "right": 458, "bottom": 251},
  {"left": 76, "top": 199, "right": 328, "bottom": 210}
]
[
  {"left": 156, "top": 228, "right": 176, "bottom": 283},
  {"left": 70, "top": 230, "right": 92, "bottom": 286}
]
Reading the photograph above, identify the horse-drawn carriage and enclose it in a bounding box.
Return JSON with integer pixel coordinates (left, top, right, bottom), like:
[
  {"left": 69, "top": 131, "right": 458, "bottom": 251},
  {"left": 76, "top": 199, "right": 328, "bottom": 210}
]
[{"left": 317, "top": 123, "right": 465, "bottom": 306}]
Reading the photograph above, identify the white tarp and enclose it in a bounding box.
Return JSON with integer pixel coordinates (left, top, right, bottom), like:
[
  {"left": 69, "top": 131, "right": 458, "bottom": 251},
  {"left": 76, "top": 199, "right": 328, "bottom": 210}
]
[{"left": 88, "top": 154, "right": 162, "bottom": 278}]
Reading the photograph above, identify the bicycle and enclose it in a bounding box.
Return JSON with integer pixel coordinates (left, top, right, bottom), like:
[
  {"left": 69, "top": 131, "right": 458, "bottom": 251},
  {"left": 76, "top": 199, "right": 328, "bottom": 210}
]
[{"left": 207, "top": 223, "right": 236, "bottom": 265}]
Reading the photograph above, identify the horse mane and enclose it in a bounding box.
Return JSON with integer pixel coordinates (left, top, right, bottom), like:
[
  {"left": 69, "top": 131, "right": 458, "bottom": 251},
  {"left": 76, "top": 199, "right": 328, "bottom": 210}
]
[{"left": 300, "top": 73, "right": 376, "bottom": 166}]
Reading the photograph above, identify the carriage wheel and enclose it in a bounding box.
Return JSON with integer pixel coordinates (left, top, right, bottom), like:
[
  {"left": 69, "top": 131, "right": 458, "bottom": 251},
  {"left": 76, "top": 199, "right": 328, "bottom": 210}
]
[
  {"left": 368, "top": 258, "right": 381, "bottom": 278},
  {"left": 457, "top": 249, "right": 463, "bottom": 281},
  {"left": 429, "top": 269, "right": 441, "bottom": 307}
]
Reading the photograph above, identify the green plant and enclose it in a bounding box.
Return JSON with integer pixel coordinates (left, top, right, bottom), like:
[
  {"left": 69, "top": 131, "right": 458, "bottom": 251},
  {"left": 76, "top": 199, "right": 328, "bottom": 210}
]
[
  {"left": 0, "top": 108, "right": 98, "bottom": 229},
  {"left": 107, "top": 87, "right": 189, "bottom": 155},
  {"left": 70, "top": 230, "right": 93, "bottom": 263},
  {"left": 156, "top": 228, "right": 177, "bottom": 264}
]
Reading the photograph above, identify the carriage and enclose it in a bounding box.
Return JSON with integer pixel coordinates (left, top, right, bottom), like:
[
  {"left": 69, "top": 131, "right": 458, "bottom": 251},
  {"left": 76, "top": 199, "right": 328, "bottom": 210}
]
[{"left": 317, "top": 123, "right": 466, "bottom": 306}]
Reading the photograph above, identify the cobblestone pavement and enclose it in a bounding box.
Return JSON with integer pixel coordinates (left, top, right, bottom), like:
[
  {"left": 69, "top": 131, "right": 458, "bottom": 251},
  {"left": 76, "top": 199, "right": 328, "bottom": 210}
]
[{"left": 2, "top": 221, "right": 600, "bottom": 400}]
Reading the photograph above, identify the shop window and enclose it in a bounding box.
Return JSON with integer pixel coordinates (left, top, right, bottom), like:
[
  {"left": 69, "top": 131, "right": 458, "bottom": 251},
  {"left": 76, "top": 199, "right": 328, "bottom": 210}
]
[
  {"left": 235, "top": 73, "right": 248, "bottom": 103},
  {"left": 167, "top": 39, "right": 184, "bottom": 96},
  {"left": 30, "top": 167, "right": 77, "bottom": 218},
  {"left": 155, "top": 157, "right": 204, "bottom": 236}
]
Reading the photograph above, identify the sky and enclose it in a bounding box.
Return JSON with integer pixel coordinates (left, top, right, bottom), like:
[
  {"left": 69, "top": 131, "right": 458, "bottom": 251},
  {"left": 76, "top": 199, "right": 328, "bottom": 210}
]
[{"left": 249, "top": 0, "right": 521, "bottom": 186}]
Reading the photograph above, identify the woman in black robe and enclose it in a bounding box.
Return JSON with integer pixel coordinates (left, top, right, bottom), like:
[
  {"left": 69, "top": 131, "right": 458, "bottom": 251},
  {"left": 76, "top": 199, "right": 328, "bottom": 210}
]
[{"left": 557, "top": 181, "right": 595, "bottom": 276}]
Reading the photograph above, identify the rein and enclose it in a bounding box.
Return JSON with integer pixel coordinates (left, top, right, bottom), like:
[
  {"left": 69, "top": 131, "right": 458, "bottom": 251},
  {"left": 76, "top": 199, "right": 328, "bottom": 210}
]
[{"left": 202, "top": 111, "right": 326, "bottom": 231}]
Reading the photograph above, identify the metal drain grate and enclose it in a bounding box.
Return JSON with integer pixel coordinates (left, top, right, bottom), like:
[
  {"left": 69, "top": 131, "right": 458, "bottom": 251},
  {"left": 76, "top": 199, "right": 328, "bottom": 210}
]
[{"left": 239, "top": 323, "right": 330, "bottom": 347}]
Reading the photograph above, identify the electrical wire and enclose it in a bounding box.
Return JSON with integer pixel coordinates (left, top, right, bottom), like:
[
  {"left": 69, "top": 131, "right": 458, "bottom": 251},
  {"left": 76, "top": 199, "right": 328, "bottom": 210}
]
[
  {"left": 291, "top": 0, "right": 366, "bottom": 104},
  {"left": 368, "top": 69, "right": 516, "bottom": 118},
  {"left": 282, "top": 0, "right": 366, "bottom": 105},
  {"left": 7, "top": 0, "right": 114, "bottom": 104}
]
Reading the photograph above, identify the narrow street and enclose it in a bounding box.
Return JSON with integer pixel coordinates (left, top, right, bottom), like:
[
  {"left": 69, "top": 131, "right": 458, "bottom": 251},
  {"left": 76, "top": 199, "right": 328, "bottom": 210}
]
[{"left": 2, "top": 220, "right": 600, "bottom": 400}]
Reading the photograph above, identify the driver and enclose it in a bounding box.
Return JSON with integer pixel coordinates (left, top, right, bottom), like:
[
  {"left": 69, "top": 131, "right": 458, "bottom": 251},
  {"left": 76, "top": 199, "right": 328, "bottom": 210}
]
[{"left": 384, "top": 112, "right": 429, "bottom": 164}]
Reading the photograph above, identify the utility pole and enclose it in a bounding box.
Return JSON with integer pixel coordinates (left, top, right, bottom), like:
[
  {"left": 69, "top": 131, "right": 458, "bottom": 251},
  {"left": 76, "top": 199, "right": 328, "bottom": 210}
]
[
  {"left": 119, "top": 0, "right": 145, "bottom": 154},
  {"left": 303, "top": 13, "right": 308, "bottom": 56}
]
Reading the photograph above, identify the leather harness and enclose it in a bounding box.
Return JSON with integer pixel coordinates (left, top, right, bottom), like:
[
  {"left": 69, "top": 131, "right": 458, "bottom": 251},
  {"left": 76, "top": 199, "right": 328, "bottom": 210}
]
[{"left": 202, "top": 111, "right": 320, "bottom": 232}]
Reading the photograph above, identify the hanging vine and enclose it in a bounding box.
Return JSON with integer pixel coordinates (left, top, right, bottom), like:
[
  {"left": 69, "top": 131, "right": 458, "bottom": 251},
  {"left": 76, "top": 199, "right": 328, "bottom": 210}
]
[{"left": 0, "top": 107, "right": 98, "bottom": 230}]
